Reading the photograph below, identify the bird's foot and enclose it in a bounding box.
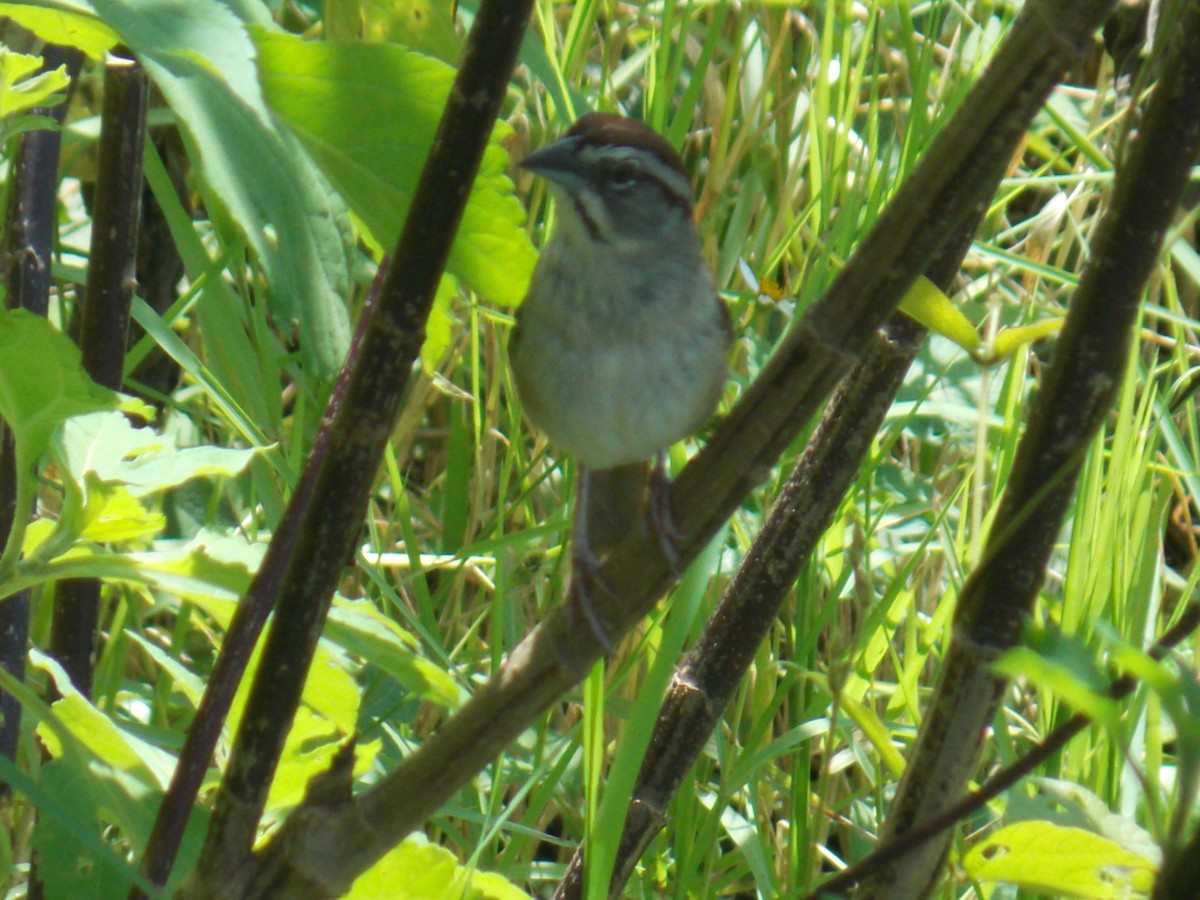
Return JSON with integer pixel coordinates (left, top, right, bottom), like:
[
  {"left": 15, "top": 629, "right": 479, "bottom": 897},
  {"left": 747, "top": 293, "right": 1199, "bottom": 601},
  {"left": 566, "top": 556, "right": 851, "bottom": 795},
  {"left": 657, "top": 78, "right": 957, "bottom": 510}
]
[
  {"left": 570, "top": 542, "right": 615, "bottom": 654},
  {"left": 646, "top": 454, "right": 684, "bottom": 574}
]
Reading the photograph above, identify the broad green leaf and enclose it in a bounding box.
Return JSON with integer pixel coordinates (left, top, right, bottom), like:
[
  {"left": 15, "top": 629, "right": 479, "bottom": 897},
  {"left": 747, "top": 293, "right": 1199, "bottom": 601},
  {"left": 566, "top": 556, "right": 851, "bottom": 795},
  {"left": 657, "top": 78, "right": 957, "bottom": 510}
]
[
  {"left": 0, "top": 5, "right": 120, "bottom": 60},
  {"left": 120, "top": 537, "right": 460, "bottom": 713},
  {"left": 0, "top": 310, "right": 117, "bottom": 465},
  {"left": 0, "top": 47, "right": 69, "bottom": 118},
  {"left": 35, "top": 654, "right": 174, "bottom": 796},
  {"left": 252, "top": 29, "right": 537, "bottom": 308},
  {"left": 8, "top": 530, "right": 258, "bottom": 604},
  {"left": 79, "top": 479, "right": 166, "bottom": 542},
  {"left": 262, "top": 703, "right": 382, "bottom": 815},
  {"left": 963, "top": 821, "right": 1156, "bottom": 898},
  {"left": 56, "top": 410, "right": 263, "bottom": 498},
  {"left": 80, "top": 0, "right": 355, "bottom": 379},
  {"left": 137, "top": 536, "right": 381, "bottom": 815},
  {"left": 1, "top": 112, "right": 61, "bottom": 141},
  {"left": 349, "top": 833, "right": 532, "bottom": 900},
  {"left": 34, "top": 410, "right": 261, "bottom": 559},
  {"left": 0, "top": 664, "right": 171, "bottom": 897},
  {"left": 1027, "top": 778, "right": 1161, "bottom": 865},
  {"left": 23, "top": 652, "right": 206, "bottom": 896},
  {"left": 219, "top": 617, "right": 381, "bottom": 815},
  {"left": 133, "top": 532, "right": 261, "bottom": 602},
  {"left": 20, "top": 519, "right": 56, "bottom": 557},
  {"left": 31, "top": 761, "right": 149, "bottom": 900},
  {"left": 325, "top": 0, "right": 462, "bottom": 63},
  {"left": 326, "top": 596, "right": 462, "bottom": 707},
  {"left": 0, "top": 310, "right": 119, "bottom": 574},
  {"left": 422, "top": 272, "right": 458, "bottom": 372}
]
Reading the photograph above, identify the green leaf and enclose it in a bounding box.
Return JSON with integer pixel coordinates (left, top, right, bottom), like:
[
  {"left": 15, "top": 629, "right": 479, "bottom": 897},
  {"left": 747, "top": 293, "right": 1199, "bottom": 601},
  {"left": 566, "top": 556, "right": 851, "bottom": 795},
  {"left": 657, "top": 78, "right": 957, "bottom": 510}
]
[
  {"left": 0, "top": 47, "right": 69, "bottom": 119},
  {"left": 994, "top": 631, "right": 1121, "bottom": 731},
  {"left": 0, "top": 311, "right": 117, "bottom": 465},
  {"left": 963, "top": 821, "right": 1156, "bottom": 898},
  {"left": 0, "top": 819, "right": 11, "bottom": 886},
  {"left": 252, "top": 29, "right": 537, "bottom": 308},
  {"left": 21, "top": 651, "right": 206, "bottom": 897},
  {"left": 78, "top": 478, "right": 166, "bottom": 543},
  {"left": 325, "top": 0, "right": 462, "bottom": 64},
  {"left": 1026, "top": 778, "right": 1162, "bottom": 865},
  {"left": 55, "top": 410, "right": 263, "bottom": 498},
  {"left": 35, "top": 655, "right": 173, "bottom": 801},
  {"left": 32, "top": 410, "right": 262, "bottom": 559},
  {"left": 132, "top": 536, "right": 382, "bottom": 816},
  {"left": 0, "top": 5, "right": 120, "bottom": 60},
  {"left": 3, "top": 112, "right": 63, "bottom": 141},
  {"left": 224, "top": 622, "right": 381, "bottom": 816},
  {"left": 895, "top": 275, "right": 1063, "bottom": 364},
  {"left": 988, "top": 316, "right": 1064, "bottom": 361},
  {"left": 898, "top": 275, "right": 979, "bottom": 352},
  {"left": 325, "top": 596, "right": 463, "bottom": 708},
  {"left": 132, "top": 531, "right": 261, "bottom": 602},
  {"left": 83, "top": 0, "right": 355, "bottom": 379},
  {"left": 422, "top": 272, "right": 459, "bottom": 373},
  {"left": 125, "top": 631, "right": 208, "bottom": 708},
  {"left": 27, "top": 524, "right": 382, "bottom": 825},
  {"left": 349, "top": 833, "right": 532, "bottom": 900},
  {"left": 988, "top": 648, "right": 1118, "bottom": 734},
  {"left": 0, "top": 310, "right": 119, "bottom": 574},
  {"left": 6, "top": 528, "right": 257, "bottom": 605}
]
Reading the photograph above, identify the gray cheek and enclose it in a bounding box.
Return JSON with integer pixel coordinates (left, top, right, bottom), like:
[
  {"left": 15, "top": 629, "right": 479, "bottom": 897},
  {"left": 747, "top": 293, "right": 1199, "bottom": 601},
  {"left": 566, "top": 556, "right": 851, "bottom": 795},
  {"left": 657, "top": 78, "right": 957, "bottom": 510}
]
[{"left": 608, "top": 189, "right": 672, "bottom": 241}]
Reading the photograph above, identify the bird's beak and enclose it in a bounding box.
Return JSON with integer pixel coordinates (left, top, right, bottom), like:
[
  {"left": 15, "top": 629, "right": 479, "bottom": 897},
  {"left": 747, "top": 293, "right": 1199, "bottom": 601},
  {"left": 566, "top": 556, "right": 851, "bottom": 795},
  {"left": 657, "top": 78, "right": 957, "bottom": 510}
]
[{"left": 520, "top": 135, "right": 584, "bottom": 186}]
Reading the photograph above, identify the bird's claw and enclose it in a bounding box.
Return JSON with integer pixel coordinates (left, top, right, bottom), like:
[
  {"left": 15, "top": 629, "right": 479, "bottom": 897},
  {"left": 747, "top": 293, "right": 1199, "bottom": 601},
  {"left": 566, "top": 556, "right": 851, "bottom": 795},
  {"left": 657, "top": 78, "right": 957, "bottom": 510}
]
[
  {"left": 570, "top": 544, "right": 615, "bottom": 654},
  {"left": 647, "top": 456, "right": 684, "bottom": 574}
]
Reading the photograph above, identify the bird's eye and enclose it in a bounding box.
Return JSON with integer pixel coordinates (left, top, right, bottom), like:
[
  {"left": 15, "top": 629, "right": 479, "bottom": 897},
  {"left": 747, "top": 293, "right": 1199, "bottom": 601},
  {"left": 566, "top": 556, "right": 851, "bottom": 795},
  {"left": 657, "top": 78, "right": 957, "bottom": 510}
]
[{"left": 610, "top": 160, "right": 639, "bottom": 188}]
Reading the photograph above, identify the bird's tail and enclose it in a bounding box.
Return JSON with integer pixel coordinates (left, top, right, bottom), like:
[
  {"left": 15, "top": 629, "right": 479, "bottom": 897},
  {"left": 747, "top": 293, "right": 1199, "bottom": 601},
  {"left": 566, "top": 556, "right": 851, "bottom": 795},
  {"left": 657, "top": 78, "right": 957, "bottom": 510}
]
[{"left": 578, "top": 461, "right": 649, "bottom": 558}]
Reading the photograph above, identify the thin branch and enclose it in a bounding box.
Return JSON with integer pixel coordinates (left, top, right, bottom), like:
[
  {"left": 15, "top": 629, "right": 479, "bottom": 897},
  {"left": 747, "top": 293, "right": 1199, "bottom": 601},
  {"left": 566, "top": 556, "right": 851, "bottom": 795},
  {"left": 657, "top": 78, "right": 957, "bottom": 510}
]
[
  {"left": 50, "top": 51, "right": 149, "bottom": 696},
  {"left": 813, "top": 602, "right": 1200, "bottom": 898},
  {"left": 76, "top": 53, "right": 149, "bottom": 391},
  {"left": 0, "top": 41, "right": 83, "bottom": 795},
  {"left": 154, "top": 2, "right": 538, "bottom": 896}
]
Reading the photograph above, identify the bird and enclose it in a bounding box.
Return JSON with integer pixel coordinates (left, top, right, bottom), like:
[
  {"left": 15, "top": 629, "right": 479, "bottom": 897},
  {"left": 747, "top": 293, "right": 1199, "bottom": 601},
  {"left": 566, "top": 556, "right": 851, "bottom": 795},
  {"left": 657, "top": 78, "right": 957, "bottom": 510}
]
[{"left": 511, "top": 112, "right": 731, "bottom": 646}]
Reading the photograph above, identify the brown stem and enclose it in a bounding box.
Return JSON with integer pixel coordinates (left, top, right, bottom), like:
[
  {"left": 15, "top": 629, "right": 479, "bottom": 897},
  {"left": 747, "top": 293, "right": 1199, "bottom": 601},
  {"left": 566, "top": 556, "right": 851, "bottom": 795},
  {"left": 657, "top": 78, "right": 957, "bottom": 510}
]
[
  {"left": 0, "top": 40, "right": 84, "bottom": 795},
  {"left": 160, "top": 2, "right": 538, "bottom": 896},
  {"left": 50, "top": 52, "right": 149, "bottom": 697}
]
